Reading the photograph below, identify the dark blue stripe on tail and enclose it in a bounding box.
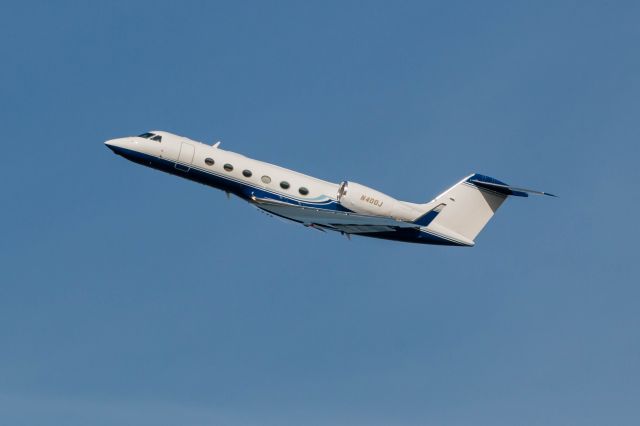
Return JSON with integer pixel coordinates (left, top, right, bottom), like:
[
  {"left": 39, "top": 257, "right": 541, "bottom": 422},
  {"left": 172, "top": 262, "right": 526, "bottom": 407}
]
[{"left": 413, "top": 209, "right": 440, "bottom": 226}]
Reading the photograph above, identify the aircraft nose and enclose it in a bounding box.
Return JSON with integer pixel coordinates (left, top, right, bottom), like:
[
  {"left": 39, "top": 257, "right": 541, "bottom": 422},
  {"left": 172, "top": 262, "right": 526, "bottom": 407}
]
[{"left": 104, "top": 137, "right": 130, "bottom": 153}]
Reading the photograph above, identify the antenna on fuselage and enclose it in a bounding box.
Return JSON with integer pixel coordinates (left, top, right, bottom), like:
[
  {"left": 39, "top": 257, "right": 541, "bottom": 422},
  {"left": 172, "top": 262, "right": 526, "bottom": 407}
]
[{"left": 212, "top": 141, "right": 221, "bottom": 148}]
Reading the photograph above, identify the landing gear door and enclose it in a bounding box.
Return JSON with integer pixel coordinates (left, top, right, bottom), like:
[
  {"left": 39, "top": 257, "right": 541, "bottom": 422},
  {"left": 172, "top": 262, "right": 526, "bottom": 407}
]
[{"left": 175, "top": 143, "right": 194, "bottom": 172}]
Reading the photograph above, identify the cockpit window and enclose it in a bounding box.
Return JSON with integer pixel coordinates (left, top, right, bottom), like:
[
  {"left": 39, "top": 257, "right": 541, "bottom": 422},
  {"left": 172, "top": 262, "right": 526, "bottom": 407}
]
[{"left": 138, "top": 132, "right": 161, "bottom": 141}]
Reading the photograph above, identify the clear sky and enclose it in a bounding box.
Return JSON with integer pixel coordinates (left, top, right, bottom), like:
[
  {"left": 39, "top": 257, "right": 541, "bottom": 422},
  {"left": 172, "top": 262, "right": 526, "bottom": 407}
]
[{"left": 1, "top": 1, "right": 639, "bottom": 425}]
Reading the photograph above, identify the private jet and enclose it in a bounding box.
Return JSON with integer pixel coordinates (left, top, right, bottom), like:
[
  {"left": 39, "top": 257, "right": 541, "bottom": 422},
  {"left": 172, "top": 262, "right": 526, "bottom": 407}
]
[{"left": 105, "top": 131, "right": 555, "bottom": 246}]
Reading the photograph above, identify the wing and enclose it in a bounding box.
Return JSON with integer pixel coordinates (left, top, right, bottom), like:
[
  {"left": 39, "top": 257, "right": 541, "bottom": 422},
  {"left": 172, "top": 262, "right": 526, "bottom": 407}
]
[{"left": 250, "top": 196, "right": 419, "bottom": 234}]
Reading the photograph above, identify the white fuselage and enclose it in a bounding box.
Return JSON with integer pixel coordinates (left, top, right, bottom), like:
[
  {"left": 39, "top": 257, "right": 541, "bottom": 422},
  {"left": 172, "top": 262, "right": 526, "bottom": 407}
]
[
  {"left": 105, "top": 130, "right": 539, "bottom": 246},
  {"left": 104, "top": 130, "right": 426, "bottom": 221}
]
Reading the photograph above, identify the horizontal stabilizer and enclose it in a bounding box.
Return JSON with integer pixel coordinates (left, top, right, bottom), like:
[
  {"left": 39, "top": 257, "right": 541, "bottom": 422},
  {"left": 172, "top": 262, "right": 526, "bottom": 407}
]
[{"left": 468, "top": 174, "right": 557, "bottom": 197}]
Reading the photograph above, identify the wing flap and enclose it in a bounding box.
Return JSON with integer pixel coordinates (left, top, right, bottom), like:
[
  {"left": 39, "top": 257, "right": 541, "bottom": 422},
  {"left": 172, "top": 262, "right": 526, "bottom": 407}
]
[{"left": 329, "top": 224, "right": 396, "bottom": 233}]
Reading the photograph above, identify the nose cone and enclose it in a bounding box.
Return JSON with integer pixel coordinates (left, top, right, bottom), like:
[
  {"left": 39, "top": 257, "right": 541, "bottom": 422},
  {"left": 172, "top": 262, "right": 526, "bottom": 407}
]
[
  {"left": 104, "top": 137, "right": 130, "bottom": 154},
  {"left": 105, "top": 138, "right": 121, "bottom": 148}
]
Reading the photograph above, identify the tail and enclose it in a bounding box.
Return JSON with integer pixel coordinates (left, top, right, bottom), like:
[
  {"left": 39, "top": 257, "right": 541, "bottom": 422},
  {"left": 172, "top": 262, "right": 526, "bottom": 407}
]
[{"left": 416, "top": 173, "right": 556, "bottom": 246}]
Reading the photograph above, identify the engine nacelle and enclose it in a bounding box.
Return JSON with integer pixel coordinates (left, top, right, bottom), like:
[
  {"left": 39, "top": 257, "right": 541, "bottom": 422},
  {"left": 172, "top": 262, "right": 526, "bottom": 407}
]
[{"left": 337, "top": 181, "right": 417, "bottom": 219}]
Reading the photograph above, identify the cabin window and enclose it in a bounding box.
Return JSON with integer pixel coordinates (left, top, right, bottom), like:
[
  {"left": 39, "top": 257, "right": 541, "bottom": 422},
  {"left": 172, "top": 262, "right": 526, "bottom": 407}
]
[
  {"left": 204, "top": 158, "right": 214, "bottom": 166},
  {"left": 243, "top": 169, "right": 252, "bottom": 178},
  {"left": 299, "top": 187, "right": 309, "bottom": 195},
  {"left": 150, "top": 135, "right": 162, "bottom": 142},
  {"left": 280, "top": 181, "right": 290, "bottom": 190},
  {"left": 261, "top": 175, "right": 271, "bottom": 184},
  {"left": 223, "top": 164, "right": 233, "bottom": 172}
]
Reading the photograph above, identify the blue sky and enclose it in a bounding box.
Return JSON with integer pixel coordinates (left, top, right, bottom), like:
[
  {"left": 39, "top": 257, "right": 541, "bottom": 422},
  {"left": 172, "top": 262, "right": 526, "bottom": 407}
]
[{"left": 1, "top": 1, "right": 639, "bottom": 425}]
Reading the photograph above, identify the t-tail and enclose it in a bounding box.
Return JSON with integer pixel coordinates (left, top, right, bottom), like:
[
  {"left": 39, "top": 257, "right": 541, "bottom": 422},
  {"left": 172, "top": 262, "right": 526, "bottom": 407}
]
[{"left": 416, "top": 174, "right": 556, "bottom": 246}]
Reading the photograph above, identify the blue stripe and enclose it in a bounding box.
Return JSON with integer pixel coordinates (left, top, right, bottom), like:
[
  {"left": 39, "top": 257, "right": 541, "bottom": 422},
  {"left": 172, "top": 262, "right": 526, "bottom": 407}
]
[
  {"left": 109, "top": 145, "right": 469, "bottom": 246},
  {"left": 413, "top": 209, "right": 440, "bottom": 227},
  {"left": 111, "top": 146, "right": 352, "bottom": 212}
]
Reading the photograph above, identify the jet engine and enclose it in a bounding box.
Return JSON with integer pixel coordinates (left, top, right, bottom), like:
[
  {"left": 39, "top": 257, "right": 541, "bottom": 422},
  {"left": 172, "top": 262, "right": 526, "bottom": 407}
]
[{"left": 337, "top": 181, "right": 419, "bottom": 220}]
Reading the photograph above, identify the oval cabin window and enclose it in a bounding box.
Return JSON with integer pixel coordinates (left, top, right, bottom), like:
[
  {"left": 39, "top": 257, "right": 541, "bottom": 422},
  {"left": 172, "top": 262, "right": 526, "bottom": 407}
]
[
  {"left": 243, "top": 169, "right": 252, "bottom": 178},
  {"left": 280, "top": 181, "right": 290, "bottom": 189},
  {"left": 223, "top": 164, "right": 233, "bottom": 172},
  {"left": 299, "top": 187, "right": 309, "bottom": 195},
  {"left": 204, "top": 158, "right": 214, "bottom": 166},
  {"left": 261, "top": 175, "right": 271, "bottom": 184}
]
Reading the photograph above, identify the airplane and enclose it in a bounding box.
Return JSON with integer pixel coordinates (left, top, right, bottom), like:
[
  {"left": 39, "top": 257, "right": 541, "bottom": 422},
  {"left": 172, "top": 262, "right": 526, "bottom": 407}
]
[{"left": 105, "top": 131, "right": 555, "bottom": 246}]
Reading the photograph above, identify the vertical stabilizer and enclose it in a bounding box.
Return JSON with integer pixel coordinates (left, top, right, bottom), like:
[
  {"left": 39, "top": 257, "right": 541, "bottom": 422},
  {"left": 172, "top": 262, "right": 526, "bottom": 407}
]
[{"left": 420, "top": 174, "right": 512, "bottom": 243}]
